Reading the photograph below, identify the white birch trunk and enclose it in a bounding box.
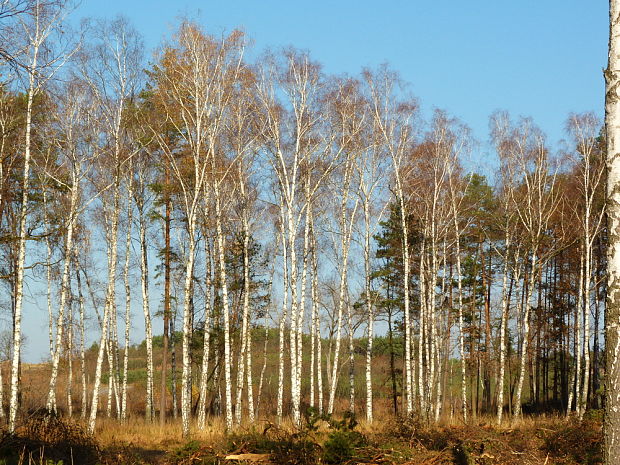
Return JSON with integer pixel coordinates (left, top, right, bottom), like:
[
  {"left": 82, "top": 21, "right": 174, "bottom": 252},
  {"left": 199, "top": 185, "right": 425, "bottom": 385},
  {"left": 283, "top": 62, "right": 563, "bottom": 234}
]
[
  {"left": 121, "top": 182, "right": 133, "bottom": 423},
  {"left": 347, "top": 299, "right": 355, "bottom": 413},
  {"left": 294, "top": 188, "right": 312, "bottom": 421},
  {"left": 198, "top": 238, "right": 213, "bottom": 430},
  {"left": 327, "top": 218, "right": 354, "bottom": 415},
  {"left": 574, "top": 249, "right": 585, "bottom": 416},
  {"left": 76, "top": 264, "right": 88, "bottom": 419},
  {"left": 45, "top": 178, "right": 78, "bottom": 412},
  {"left": 106, "top": 335, "right": 115, "bottom": 417},
  {"left": 138, "top": 201, "right": 154, "bottom": 421},
  {"left": 363, "top": 201, "right": 374, "bottom": 423},
  {"left": 8, "top": 43, "right": 37, "bottom": 433},
  {"left": 398, "top": 191, "right": 413, "bottom": 416},
  {"left": 496, "top": 235, "right": 512, "bottom": 425},
  {"left": 180, "top": 224, "right": 197, "bottom": 436},
  {"left": 213, "top": 184, "right": 234, "bottom": 430},
  {"left": 514, "top": 252, "right": 537, "bottom": 418},
  {"left": 453, "top": 209, "right": 468, "bottom": 422},
  {"left": 277, "top": 201, "right": 288, "bottom": 422},
  {"left": 580, "top": 244, "right": 592, "bottom": 418},
  {"left": 418, "top": 237, "right": 427, "bottom": 415},
  {"left": 287, "top": 203, "right": 300, "bottom": 424},
  {"left": 311, "top": 221, "right": 323, "bottom": 415},
  {"left": 67, "top": 315, "right": 73, "bottom": 417},
  {"left": 309, "top": 208, "right": 316, "bottom": 410},
  {"left": 88, "top": 176, "right": 121, "bottom": 434},
  {"left": 604, "top": 2, "right": 620, "bottom": 460},
  {"left": 235, "top": 215, "right": 252, "bottom": 425},
  {"left": 327, "top": 166, "right": 359, "bottom": 415},
  {"left": 43, "top": 190, "right": 55, "bottom": 367}
]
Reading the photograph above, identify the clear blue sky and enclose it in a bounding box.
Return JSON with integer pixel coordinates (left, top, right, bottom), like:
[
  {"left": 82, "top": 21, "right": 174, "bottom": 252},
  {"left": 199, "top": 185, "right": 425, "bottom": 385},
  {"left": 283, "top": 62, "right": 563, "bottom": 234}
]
[
  {"left": 75, "top": 0, "right": 607, "bottom": 153},
  {"left": 20, "top": 1, "right": 607, "bottom": 362}
]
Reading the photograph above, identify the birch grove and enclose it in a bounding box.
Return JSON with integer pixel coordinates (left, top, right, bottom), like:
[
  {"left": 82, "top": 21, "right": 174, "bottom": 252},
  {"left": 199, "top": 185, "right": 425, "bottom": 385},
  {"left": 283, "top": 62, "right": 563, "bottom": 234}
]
[{"left": 0, "top": 4, "right": 612, "bottom": 436}]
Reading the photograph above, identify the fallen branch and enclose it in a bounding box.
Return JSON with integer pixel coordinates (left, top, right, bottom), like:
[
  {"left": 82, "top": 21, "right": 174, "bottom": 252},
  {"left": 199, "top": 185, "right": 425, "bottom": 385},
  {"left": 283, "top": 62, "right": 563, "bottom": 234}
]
[{"left": 224, "top": 453, "right": 272, "bottom": 462}]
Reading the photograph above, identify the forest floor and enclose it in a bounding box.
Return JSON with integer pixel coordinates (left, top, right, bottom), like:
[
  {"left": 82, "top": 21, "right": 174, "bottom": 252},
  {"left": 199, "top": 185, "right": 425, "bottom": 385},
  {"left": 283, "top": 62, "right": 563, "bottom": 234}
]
[{"left": 0, "top": 411, "right": 603, "bottom": 465}]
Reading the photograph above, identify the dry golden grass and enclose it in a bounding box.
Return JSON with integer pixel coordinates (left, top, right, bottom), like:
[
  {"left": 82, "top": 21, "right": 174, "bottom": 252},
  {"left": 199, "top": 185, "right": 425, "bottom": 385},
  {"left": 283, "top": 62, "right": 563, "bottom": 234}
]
[{"left": 0, "top": 408, "right": 603, "bottom": 465}]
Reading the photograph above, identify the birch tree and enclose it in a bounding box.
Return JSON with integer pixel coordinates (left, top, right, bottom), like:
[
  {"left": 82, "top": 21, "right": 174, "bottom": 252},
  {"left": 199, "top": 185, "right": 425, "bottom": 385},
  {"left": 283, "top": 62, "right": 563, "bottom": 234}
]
[
  {"left": 490, "top": 110, "right": 522, "bottom": 424},
  {"left": 364, "top": 67, "right": 417, "bottom": 416},
  {"left": 7, "top": 0, "right": 73, "bottom": 431},
  {"left": 503, "top": 117, "right": 562, "bottom": 419},
  {"left": 132, "top": 137, "right": 156, "bottom": 421},
  {"left": 44, "top": 78, "right": 98, "bottom": 413},
  {"left": 256, "top": 50, "right": 340, "bottom": 423},
  {"left": 151, "top": 23, "right": 246, "bottom": 434},
  {"left": 566, "top": 113, "right": 605, "bottom": 418},
  {"left": 325, "top": 78, "right": 366, "bottom": 415},
  {"left": 355, "top": 122, "right": 388, "bottom": 423},
  {"left": 82, "top": 16, "right": 143, "bottom": 434}
]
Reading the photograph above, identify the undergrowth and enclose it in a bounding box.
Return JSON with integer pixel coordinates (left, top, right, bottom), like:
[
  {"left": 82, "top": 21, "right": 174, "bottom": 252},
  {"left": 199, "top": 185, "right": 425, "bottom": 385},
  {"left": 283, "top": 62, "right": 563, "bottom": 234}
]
[
  {"left": 0, "top": 413, "right": 100, "bottom": 465},
  {"left": 0, "top": 412, "right": 603, "bottom": 464}
]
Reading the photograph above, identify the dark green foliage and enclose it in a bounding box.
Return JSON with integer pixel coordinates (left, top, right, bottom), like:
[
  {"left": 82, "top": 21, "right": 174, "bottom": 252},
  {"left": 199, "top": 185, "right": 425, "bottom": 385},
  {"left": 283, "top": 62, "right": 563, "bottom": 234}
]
[
  {"left": 322, "top": 429, "right": 366, "bottom": 464},
  {"left": 309, "top": 409, "right": 367, "bottom": 465}
]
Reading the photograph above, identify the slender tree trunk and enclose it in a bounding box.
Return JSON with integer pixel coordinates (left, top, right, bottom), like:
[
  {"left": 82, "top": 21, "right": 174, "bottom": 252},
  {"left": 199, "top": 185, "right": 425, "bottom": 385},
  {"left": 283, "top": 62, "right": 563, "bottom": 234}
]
[
  {"left": 309, "top": 209, "right": 317, "bottom": 410},
  {"left": 89, "top": 169, "right": 122, "bottom": 433},
  {"left": 328, "top": 183, "right": 358, "bottom": 415},
  {"left": 88, "top": 283, "right": 111, "bottom": 433},
  {"left": 213, "top": 183, "right": 234, "bottom": 430},
  {"left": 245, "top": 225, "right": 255, "bottom": 423},
  {"left": 514, "top": 252, "right": 537, "bottom": 418},
  {"left": 573, "top": 249, "right": 585, "bottom": 415},
  {"left": 363, "top": 199, "right": 374, "bottom": 423},
  {"left": 9, "top": 47, "right": 38, "bottom": 432},
  {"left": 286, "top": 201, "right": 300, "bottom": 424},
  {"left": 43, "top": 191, "right": 56, "bottom": 371},
  {"left": 256, "top": 324, "right": 269, "bottom": 419},
  {"left": 121, "top": 180, "right": 133, "bottom": 422},
  {"left": 171, "top": 311, "right": 178, "bottom": 419},
  {"left": 106, "top": 333, "right": 115, "bottom": 417},
  {"left": 67, "top": 315, "right": 73, "bottom": 418},
  {"left": 418, "top": 237, "right": 427, "bottom": 415},
  {"left": 347, "top": 299, "right": 355, "bottom": 413},
  {"left": 398, "top": 193, "right": 413, "bottom": 416},
  {"left": 111, "top": 312, "right": 122, "bottom": 419},
  {"left": 180, "top": 228, "right": 197, "bottom": 437},
  {"left": 497, "top": 239, "right": 515, "bottom": 424},
  {"left": 387, "top": 305, "right": 398, "bottom": 416},
  {"left": 235, "top": 215, "right": 252, "bottom": 425},
  {"left": 580, "top": 241, "right": 592, "bottom": 418},
  {"left": 138, "top": 201, "right": 154, "bottom": 421},
  {"left": 45, "top": 179, "right": 79, "bottom": 412},
  {"left": 311, "top": 222, "right": 323, "bottom": 415},
  {"left": 198, "top": 237, "right": 213, "bottom": 430},
  {"left": 76, "top": 262, "right": 88, "bottom": 419},
  {"left": 277, "top": 201, "right": 288, "bottom": 422},
  {"left": 160, "top": 178, "right": 171, "bottom": 426},
  {"left": 92, "top": 56, "right": 129, "bottom": 425}
]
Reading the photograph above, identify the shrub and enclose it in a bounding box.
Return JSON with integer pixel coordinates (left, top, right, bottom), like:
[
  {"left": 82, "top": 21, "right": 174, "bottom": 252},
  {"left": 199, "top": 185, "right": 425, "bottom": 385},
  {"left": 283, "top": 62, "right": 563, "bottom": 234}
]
[{"left": 321, "top": 411, "right": 366, "bottom": 464}]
